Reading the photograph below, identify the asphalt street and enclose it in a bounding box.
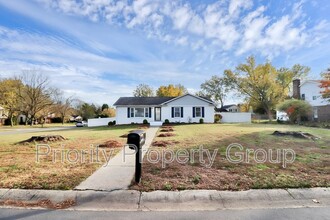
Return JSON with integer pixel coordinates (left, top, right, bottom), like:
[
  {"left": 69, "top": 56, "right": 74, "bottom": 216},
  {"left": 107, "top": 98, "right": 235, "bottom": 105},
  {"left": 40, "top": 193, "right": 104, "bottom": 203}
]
[
  {"left": 0, "top": 126, "right": 78, "bottom": 136},
  {"left": 0, "top": 207, "right": 329, "bottom": 220}
]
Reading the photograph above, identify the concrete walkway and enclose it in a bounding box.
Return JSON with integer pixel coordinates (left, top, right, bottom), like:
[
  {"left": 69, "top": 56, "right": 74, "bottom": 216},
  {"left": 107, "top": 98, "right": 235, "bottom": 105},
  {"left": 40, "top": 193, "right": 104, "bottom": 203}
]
[{"left": 75, "top": 126, "right": 160, "bottom": 191}]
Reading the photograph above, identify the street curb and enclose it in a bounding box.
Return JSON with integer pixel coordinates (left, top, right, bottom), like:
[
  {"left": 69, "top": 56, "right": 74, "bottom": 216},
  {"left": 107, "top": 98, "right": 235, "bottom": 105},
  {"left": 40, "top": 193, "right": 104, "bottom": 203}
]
[{"left": 0, "top": 188, "right": 329, "bottom": 211}]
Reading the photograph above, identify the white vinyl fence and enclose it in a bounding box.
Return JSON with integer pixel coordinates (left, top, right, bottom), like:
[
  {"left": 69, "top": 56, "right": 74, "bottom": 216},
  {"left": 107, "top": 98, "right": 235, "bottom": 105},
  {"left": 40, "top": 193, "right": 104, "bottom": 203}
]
[
  {"left": 88, "top": 117, "right": 116, "bottom": 127},
  {"left": 219, "top": 113, "right": 251, "bottom": 123}
]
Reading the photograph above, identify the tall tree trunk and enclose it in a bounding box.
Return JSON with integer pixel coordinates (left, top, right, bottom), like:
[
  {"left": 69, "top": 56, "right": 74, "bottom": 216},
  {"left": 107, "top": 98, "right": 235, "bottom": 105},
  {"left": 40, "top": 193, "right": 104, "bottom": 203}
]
[
  {"left": 30, "top": 116, "right": 34, "bottom": 126},
  {"left": 10, "top": 114, "right": 13, "bottom": 127},
  {"left": 61, "top": 115, "right": 65, "bottom": 125},
  {"left": 266, "top": 109, "right": 273, "bottom": 121}
]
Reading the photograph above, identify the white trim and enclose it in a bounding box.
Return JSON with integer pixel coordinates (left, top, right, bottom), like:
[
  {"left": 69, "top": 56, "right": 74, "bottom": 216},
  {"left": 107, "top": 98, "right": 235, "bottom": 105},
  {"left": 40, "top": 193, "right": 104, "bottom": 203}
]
[
  {"left": 299, "top": 80, "right": 321, "bottom": 87},
  {"left": 161, "top": 94, "right": 214, "bottom": 105}
]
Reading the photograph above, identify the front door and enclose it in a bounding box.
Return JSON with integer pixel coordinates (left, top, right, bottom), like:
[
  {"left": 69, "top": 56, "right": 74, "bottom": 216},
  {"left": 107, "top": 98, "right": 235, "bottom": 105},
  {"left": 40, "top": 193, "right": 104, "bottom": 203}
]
[{"left": 155, "top": 107, "right": 161, "bottom": 121}]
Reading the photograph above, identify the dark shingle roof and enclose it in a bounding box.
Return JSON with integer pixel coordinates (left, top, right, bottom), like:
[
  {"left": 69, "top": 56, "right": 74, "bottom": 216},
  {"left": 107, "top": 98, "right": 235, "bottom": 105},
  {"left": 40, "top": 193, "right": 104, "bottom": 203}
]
[
  {"left": 113, "top": 97, "right": 175, "bottom": 106},
  {"left": 222, "top": 104, "right": 236, "bottom": 108}
]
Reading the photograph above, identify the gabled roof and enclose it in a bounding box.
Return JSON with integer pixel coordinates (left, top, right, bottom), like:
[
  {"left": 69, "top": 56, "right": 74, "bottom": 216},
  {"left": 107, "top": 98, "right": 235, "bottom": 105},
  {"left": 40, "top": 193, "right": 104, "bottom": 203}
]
[
  {"left": 113, "top": 97, "right": 174, "bottom": 106},
  {"left": 161, "top": 94, "right": 214, "bottom": 105},
  {"left": 300, "top": 80, "right": 321, "bottom": 87},
  {"left": 222, "top": 104, "right": 237, "bottom": 109},
  {"left": 113, "top": 94, "right": 215, "bottom": 106}
]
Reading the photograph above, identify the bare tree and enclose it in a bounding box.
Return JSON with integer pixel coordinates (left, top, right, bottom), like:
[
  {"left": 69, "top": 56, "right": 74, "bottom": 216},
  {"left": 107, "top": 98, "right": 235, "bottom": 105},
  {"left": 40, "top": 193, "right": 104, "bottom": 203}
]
[
  {"left": 133, "top": 84, "right": 154, "bottom": 97},
  {"left": 53, "top": 92, "right": 76, "bottom": 124},
  {"left": 18, "top": 70, "right": 56, "bottom": 126}
]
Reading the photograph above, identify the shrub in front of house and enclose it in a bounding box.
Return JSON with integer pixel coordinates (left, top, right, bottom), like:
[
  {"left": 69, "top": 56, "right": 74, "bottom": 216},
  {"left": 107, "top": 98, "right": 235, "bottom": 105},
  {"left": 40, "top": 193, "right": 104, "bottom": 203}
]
[
  {"left": 113, "top": 120, "right": 116, "bottom": 125},
  {"left": 143, "top": 119, "right": 149, "bottom": 124},
  {"left": 214, "top": 114, "right": 222, "bottom": 123},
  {"left": 199, "top": 118, "right": 204, "bottom": 124},
  {"left": 108, "top": 121, "right": 114, "bottom": 126},
  {"left": 164, "top": 119, "right": 170, "bottom": 124}
]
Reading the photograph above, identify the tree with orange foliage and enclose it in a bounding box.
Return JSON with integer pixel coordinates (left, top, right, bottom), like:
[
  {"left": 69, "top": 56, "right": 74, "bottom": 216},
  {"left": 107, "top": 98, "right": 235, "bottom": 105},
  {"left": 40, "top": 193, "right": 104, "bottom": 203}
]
[
  {"left": 156, "top": 84, "right": 187, "bottom": 97},
  {"left": 320, "top": 68, "right": 330, "bottom": 102}
]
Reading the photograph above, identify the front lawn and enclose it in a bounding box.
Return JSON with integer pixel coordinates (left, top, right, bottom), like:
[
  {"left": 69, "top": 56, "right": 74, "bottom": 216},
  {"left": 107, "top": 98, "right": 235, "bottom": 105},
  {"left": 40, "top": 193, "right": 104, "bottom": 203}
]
[
  {"left": 131, "top": 123, "right": 330, "bottom": 191},
  {"left": 0, "top": 125, "right": 142, "bottom": 190}
]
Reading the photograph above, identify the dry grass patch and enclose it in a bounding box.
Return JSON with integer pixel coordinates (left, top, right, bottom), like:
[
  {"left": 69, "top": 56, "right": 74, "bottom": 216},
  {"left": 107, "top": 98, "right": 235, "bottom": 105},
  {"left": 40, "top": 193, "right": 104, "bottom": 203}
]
[
  {"left": 0, "top": 125, "right": 141, "bottom": 190},
  {"left": 131, "top": 123, "right": 330, "bottom": 191},
  {"left": 0, "top": 199, "right": 75, "bottom": 209},
  {"left": 152, "top": 140, "right": 180, "bottom": 147}
]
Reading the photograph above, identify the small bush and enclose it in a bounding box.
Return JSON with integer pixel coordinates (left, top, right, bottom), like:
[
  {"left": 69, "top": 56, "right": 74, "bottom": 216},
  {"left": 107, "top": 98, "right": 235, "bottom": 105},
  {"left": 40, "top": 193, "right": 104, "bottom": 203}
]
[
  {"left": 143, "top": 119, "right": 149, "bottom": 124},
  {"left": 163, "top": 182, "right": 172, "bottom": 191},
  {"left": 199, "top": 118, "right": 204, "bottom": 124},
  {"left": 164, "top": 119, "right": 170, "bottom": 124},
  {"left": 214, "top": 114, "right": 221, "bottom": 123},
  {"left": 112, "top": 120, "right": 116, "bottom": 125},
  {"left": 277, "top": 99, "right": 312, "bottom": 123},
  {"left": 108, "top": 121, "right": 114, "bottom": 126}
]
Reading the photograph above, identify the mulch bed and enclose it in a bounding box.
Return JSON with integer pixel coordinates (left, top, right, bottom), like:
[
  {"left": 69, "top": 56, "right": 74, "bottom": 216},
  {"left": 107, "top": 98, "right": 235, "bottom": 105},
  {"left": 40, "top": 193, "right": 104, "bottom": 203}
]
[
  {"left": 18, "top": 135, "right": 66, "bottom": 144},
  {"left": 158, "top": 133, "right": 176, "bottom": 137},
  {"left": 272, "top": 131, "right": 320, "bottom": 140},
  {"left": 152, "top": 140, "right": 180, "bottom": 147},
  {"left": 98, "top": 140, "right": 123, "bottom": 148},
  {"left": 160, "top": 126, "right": 174, "bottom": 132}
]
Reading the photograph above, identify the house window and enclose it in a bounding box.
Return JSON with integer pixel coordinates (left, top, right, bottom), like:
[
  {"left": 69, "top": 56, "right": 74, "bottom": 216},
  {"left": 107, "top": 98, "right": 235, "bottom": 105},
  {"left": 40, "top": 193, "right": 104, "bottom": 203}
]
[
  {"left": 195, "top": 107, "right": 202, "bottom": 117},
  {"left": 174, "top": 107, "right": 181, "bottom": 117},
  {"left": 130, "top": 108, "right": 149, "bottom": 118},
  {"left": 313, "top": 96, "right": 317, "bottom": 100},
  {"left": 301, "top": 94, "right": 305, "bottom": 100}
]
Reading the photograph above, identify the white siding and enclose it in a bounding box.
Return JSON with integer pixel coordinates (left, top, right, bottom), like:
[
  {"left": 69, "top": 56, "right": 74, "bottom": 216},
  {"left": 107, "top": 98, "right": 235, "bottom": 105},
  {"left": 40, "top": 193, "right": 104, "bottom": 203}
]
[
  {"left": 161, "top": 105, "right": 214, "bottom": 123},
  {"left": 116, "top": 106, "right": 155, "bottom": 125},
  {"left": 300, "top": 81, "right": 327, "bottom": 106},
  {"left": 165, "top": 95, "right": 210, "bottom": 106}
]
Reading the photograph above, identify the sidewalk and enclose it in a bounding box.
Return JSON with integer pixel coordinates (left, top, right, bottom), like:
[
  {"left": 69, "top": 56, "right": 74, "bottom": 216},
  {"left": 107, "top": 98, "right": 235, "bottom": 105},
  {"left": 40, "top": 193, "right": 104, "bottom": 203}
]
[
  {"left": 0, "top": 188, "right": 329, "bottom": 211},
  {"left": 75, "top": 126, "right": 160, "bottom": 191}
]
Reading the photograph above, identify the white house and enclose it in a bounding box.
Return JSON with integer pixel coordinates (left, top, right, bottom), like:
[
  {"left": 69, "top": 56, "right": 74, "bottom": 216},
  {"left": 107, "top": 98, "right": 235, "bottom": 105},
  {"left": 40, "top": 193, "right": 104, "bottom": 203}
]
[
  {"left": 277, "top": 79, "right": 330, "bottom": 122},
  {"left": 216, "top": 104, "right": 240, "bottom": 112},
  {"left": 113, "top": 94, "right": 215, "bottom": 125}
]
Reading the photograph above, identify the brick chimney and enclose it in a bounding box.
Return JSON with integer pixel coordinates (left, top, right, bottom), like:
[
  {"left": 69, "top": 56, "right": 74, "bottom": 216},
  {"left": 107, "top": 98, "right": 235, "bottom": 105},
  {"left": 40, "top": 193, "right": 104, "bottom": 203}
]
[{"left": 292, "top": 79, "right": 301, "bottom": 99}]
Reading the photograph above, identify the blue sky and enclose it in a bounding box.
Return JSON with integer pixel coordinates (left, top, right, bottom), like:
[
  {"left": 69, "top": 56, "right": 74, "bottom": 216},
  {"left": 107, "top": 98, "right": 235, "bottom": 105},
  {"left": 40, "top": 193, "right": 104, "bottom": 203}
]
[{"left": 0, "top": 0, "right": 329, "bottom": 105}]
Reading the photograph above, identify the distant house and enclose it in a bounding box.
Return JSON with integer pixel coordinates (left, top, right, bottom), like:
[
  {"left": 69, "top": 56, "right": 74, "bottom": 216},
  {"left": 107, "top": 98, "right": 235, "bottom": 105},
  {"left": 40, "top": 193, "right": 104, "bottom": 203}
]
[
  {"left": 215, "top": 104, "right": 240, "bottom": 113},
  {"left": 70, "top": 115, "right": 83, "bottom": 122},
  {"left": 0, "top": 106, "right": 7, "bottom": 125},
  {"left": 277, "top": 79, "right": 330, "bottom": 122},
  {"left": 113, "top": 94, "right": 215, "bottom": 125}
]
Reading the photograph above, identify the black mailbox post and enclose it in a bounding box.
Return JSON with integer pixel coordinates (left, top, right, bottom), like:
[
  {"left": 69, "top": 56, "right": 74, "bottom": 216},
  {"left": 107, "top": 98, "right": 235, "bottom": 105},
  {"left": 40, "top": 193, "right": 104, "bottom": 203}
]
[{"left": 127, "top": 130, "right": 146, "bottom": 183}]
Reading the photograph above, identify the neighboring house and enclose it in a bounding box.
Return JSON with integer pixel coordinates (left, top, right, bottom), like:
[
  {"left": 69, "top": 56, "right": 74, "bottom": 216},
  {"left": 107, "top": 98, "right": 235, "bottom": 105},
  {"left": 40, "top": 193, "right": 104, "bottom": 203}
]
[
  {"left": 277, "top": 79, "right": 330, "bottom": 122},
  {"left": 69, "top": 115, "right": 83, "bottom": 122},
  {"left": 0, "top": 106, "right": 7, "bottom": 125},
  {"left": 113, "top": 94, "right": 215, "bottom": 125},
  {"left": 216, "top": 104, "right": 240, "bottom": 113}
]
